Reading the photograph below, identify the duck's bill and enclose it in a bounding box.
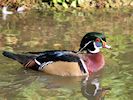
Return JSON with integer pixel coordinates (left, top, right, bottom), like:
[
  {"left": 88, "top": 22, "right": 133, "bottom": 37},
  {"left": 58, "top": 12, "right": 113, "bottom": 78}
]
[
  {"left": 104, "top": 44, "right": 111, "bottom": 49},
  {"left": 102, "top": 41, "right": 111, "bottom": 49}
]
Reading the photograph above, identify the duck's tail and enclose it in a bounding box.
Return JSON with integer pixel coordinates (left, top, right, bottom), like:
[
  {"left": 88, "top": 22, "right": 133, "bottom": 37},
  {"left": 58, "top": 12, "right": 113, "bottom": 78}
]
[{"left": 2, "top": 51, "right": 38, "bottom": 70}]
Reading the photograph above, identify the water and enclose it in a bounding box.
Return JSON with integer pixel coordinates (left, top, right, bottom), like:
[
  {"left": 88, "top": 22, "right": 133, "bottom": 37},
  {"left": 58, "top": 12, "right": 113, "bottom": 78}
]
[{"left": 0, "top": 9, "right": 133, "bottom": 100}]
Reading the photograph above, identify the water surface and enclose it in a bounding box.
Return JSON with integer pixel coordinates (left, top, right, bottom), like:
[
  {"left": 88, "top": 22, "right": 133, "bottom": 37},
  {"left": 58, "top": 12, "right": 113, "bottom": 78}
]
[{"left": 0, "top": 9, "right": 133, "bottom": 100}]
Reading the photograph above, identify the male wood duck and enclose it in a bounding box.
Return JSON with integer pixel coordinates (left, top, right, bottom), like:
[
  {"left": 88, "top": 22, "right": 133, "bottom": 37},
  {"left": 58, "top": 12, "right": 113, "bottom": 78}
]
[{"left": 2, "top": 32, "right": 111, "bottom": 76}]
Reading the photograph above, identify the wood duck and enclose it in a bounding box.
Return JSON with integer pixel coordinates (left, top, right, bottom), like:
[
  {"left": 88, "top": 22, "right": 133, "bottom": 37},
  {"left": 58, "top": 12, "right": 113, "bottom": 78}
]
[{"left": 2, "top": 32, "right": 111, "bottom": 76}]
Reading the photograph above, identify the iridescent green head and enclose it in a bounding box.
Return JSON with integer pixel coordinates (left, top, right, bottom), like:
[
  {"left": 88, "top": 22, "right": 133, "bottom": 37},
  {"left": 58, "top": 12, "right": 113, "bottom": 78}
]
[{"left": 79, "top": 32, "right": 111, "bottom": 53}]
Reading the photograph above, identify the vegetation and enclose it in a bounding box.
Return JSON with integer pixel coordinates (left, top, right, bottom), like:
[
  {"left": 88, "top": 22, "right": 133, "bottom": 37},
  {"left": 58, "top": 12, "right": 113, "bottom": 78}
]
[
  {"left": 0, "top": 0, "right": 133, "bottom": 10},
  {"left": 52, "top": 0, "right": 133, "bottom": 9}
]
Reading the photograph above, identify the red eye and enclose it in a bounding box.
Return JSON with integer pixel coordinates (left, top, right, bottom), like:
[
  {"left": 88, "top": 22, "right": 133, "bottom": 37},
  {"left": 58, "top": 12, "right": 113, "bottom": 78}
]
[{"left": 95, "top": 38, "right": 100, "bottom": 42}]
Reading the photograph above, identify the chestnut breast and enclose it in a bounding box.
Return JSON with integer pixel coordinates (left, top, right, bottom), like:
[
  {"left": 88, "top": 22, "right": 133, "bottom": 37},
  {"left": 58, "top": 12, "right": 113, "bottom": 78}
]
[{"left": 83, "top": 53, "right": 105, "bottom": 72}]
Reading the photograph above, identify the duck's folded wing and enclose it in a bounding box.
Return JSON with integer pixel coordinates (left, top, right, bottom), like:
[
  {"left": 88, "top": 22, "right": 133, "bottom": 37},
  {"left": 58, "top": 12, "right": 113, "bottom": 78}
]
[
  {"left": 35, "top": 50, "right": 78, "bottom": 63},
  {"left": 34, "top": 51, "right": 87, "bottom": 76},
  {"left": 27, "top": 50, "right": 76, "bottom": 55}
]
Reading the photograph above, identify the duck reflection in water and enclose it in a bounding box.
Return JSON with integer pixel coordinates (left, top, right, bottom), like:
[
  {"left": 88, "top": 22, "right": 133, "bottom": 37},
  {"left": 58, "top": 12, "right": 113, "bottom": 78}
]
[{"left": 81, "top": 76, "right": 111, "bottom": 100}]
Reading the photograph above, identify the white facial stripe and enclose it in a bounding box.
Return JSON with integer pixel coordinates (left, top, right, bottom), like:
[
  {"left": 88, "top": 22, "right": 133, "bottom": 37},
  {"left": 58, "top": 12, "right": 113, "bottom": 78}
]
[
  {"left": 77, "top": 41, "right": 91, "bottom": 53},
  {"left": 89, "top": 42, "right": 100, "bottom": 53}
]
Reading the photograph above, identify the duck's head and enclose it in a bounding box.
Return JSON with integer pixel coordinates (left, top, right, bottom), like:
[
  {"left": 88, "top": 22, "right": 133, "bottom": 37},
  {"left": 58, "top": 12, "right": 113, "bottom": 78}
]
[{"left": 79, "top": 32, "right": 111, "bottom": 53}]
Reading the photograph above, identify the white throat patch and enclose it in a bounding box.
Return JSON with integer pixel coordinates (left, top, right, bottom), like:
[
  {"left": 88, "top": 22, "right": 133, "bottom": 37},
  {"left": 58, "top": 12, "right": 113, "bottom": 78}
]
[{"left": 89, "top": 42, "right": 100, "bottom": 54}]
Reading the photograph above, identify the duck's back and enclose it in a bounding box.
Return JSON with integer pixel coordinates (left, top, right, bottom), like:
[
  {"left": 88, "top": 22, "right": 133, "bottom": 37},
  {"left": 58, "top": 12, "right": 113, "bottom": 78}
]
[
  {"left": 33, "top": 50, "right": 85, "bottom": 76},
  {"left": 3, "top": 50, "right": 86, "bottom": 76}
]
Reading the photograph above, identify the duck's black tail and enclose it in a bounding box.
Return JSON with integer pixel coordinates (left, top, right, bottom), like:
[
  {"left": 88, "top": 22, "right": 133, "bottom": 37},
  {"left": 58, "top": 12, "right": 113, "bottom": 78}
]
[{"left": 2, "top": 51, "right": 38, "bottom": 70}]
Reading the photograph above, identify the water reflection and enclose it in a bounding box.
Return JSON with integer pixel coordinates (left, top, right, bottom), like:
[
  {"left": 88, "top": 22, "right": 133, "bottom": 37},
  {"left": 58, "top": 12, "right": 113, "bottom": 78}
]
[
  {"left": 81, "top": 76, "right": 110, "bottom": 100},
  {"left": 0, "top": 69, "right": 39, "bottom": 99}
]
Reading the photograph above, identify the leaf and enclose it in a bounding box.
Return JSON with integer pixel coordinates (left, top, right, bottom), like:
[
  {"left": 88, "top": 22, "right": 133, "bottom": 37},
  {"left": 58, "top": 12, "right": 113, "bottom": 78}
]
[
  {"left": 53, "top": 0, "right": 57, "bottom": 4},
  {"left": 57, "top": 0, "right": 63, "bottom": 3},
  {"left": 62, "top": 2, "right": 68, "bottom": 8},
  {"left": 71, "top": 0, "right": 77, "bottom": 8},
  {"left": 66, "top": 0, "right": 70, "bottom": 2}
]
